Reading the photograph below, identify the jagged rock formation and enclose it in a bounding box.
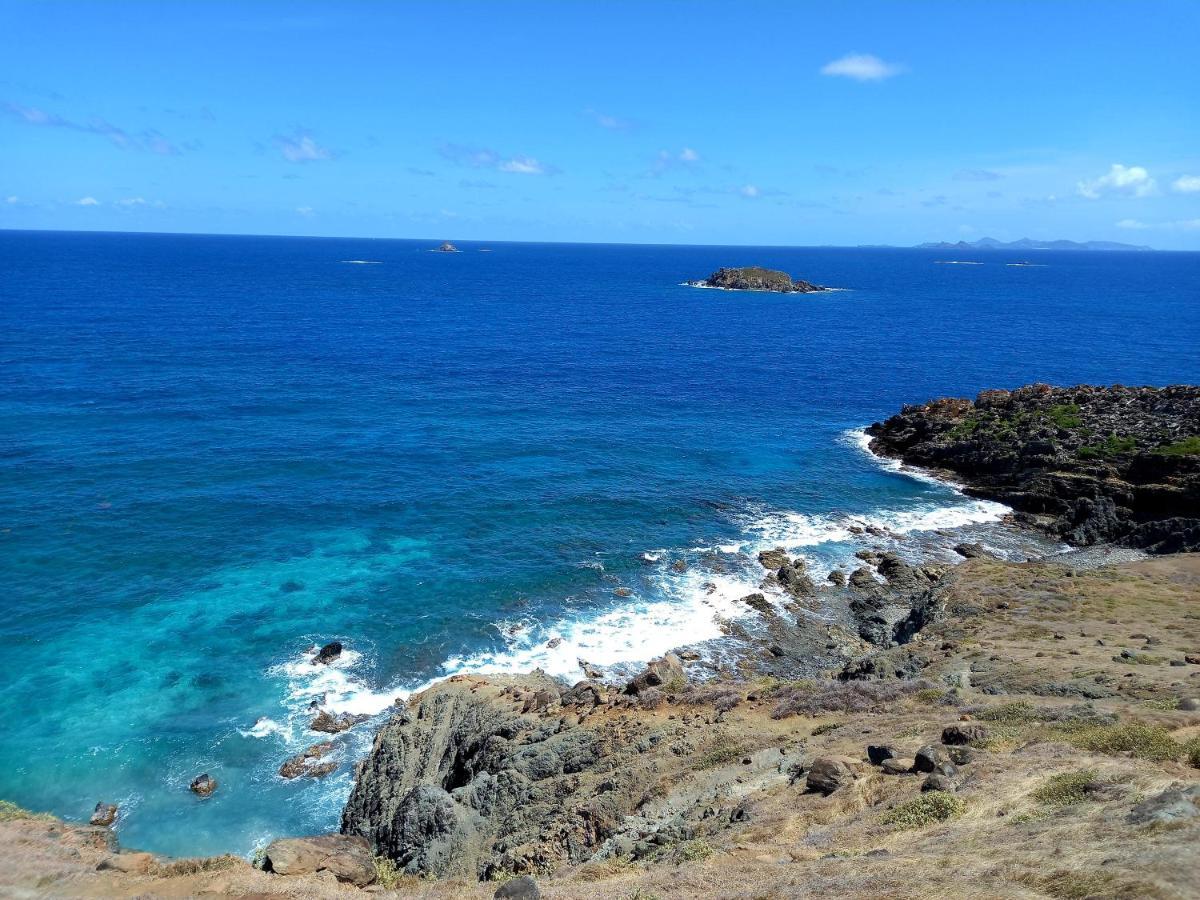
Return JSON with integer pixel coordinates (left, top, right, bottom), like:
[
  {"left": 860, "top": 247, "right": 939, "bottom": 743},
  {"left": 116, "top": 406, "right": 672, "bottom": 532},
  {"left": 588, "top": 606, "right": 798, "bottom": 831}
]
[
  {"left": 868, "top": 383, "right": 1200, "bottom": 552},
  {"left": 690, "top": 266, "right": 827, "bottom": 293}
]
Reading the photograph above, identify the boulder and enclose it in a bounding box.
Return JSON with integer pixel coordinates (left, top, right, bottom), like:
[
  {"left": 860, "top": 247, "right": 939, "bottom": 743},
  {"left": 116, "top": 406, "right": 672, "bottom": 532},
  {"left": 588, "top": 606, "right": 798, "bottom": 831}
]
[
  {"left": 495, "top": 875, "right": 541, "bottom": 899},
  {"left": 777, "top": 563, "right": 817, "bottom": 596},
  {"left": 827, "top": 570, "right": 847, "bottom": 587},
  {"left": 945, "top": 746, "right": 979, "bottom": 766},
  {"left": 866, "top": 744, "right": 898, "bottom": 765},
  {"left": 561, "top": 681, "right": 604, "bottom": 708},
  {"left": 311, "top": 710, "right": 370, "bottom": 734},
  {"left": 262, "top": 834, "right": 376, "bottom": 886},
  {"left": 913, "top": 745, "right": 949, "bottom": 774},
  {"left": 1178, "top": 698, "right": 1199, "bottom": 711},
  {"left": 806, "top": 756, "right": 866, "bottom": 794},
  {"left": 1126, "top": 786, "right": 1200, "bottom": 825},
  {"left": 313, "top": 641, "right": 343, "bottom": 665},
  {"left": 880, "top": 758, "right": 914, "bottom": 775},
  {"left": 89, "top": 803, "right": 118, "bottom": 827},
  {"left": 189, "top": 774, "right": 217, "bottom": 797},
  {"left": 921, "top": 774, "right": 956, "bottom": 793},
  {"left": 624, "top": 653, "right": 684, "bottom": 695},
  {"left": 737, "top": 592, "right": 774, "bottom": 616},
  {"left": 941, "top": 723, "right": 990, "bottom": 746},
  {"left": 953, "top": 542, "right": 988, "bottom": 559}
]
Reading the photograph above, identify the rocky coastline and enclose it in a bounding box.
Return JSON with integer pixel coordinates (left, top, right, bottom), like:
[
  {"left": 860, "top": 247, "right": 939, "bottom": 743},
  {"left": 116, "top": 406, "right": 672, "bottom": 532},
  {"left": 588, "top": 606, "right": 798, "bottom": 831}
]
[
  {"left": 6, "top": 384, "right": 1199, "bottom": 899},
  {"left": 686, "top": 266, "right": 829, "bottom": 293}
]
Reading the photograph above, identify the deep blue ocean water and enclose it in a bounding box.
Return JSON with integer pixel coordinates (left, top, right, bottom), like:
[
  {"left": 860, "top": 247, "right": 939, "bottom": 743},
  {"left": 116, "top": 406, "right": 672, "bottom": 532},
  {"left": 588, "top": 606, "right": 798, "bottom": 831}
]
[{"left": 1, "top": 230, "right": 1198, "bottom": 856}]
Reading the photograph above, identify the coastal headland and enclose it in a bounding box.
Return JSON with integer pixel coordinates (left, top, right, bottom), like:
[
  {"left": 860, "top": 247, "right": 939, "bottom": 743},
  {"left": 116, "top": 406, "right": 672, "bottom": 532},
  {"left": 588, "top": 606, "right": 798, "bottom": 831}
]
[{"left": 4, "top": 384, "right": 1198, "bottom": 899}]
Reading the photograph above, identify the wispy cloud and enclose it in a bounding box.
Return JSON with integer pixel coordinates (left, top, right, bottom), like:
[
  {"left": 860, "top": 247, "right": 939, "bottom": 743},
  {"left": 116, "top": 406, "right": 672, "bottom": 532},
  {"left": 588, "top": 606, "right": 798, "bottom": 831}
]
[
  {"left": 820, "top": 54, "right": 905, "bottom": 82},
  {"left": 438, "top": 143, "right": 558, "bottom": 175},
  {"left": 1172, "top": 175, "right": 1200, "bottom": 194},
  {"left": 954, "top": 168, "right": 1004, "bottom": 182},
  {"left": 296, "top": 206, "right": 315, "bottom": 216},
  {"left": 1117, "top": 217, "right": 1200, "bottom": 231},
  {"left": 650, "top": 147, "right": 701, "bottom": 176},
  {"left": 75, "top": 196, "right": 100, "bottom": 206},
  {"left": 1077, "top": 163, "right": 1157, "bottom": 199},
  {"left": 1, "top": 100, "right": 183, "bottom": 154},
  {"left": 115, "top": 197, "right": 165, "bottom": 209},
  {"left": 274, "top": 129, "right": 336, "bottom": 163},
  {"left": 740, "top": 184, "right": 760, "bottom": 198},
  {"left": 585, "top": 108, "right": 633, "bottom": 131}
]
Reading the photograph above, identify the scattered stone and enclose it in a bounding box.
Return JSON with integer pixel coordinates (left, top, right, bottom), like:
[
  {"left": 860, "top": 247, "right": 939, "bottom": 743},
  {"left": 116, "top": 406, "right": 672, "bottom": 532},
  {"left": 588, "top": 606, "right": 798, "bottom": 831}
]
[
  {"left": 262, "top": 834, "right": 376, "bottom": 886},
  {"left": 561, "top": 681, "right": 603, "bottom": 708},
  {"left": 945, "top": 746, "right": 979, "bottom": 766},
  {"left": 89, "top": 803, "right": 118, "bottom": 827},
  {"left": 953, "top": 542, "right": 988, "bottom": 559},
  {"left": 880, "top": 758, "right": 914, "bottom": 775},
  {"left": 494, "top": 875, "right": 541, "bottom": 899},
  {"left": 1185, "top": 655, "right": 1200, "bottom": 665},
  {"left": 1179, "top": 698, "right": 1199, "bottom": 711},
  {"left": 313, "top": 641, "right": 343, "bottom": 665},
  {"left": 941, "top": 723, "right": 990, "bottom": 746},
  {"left": 189, "top": 774, "right": 217, "bottom": 797},
  {"left": 806, "top": 756, "right": 866, "bottom": 794}
]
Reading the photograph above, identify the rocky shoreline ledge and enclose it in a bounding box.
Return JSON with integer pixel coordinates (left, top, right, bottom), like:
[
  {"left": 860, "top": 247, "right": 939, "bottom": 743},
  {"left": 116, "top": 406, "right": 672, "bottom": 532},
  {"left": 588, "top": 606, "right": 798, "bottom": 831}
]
[{"left": 5, "top": 385, "right": 1199, "bottom": 899}]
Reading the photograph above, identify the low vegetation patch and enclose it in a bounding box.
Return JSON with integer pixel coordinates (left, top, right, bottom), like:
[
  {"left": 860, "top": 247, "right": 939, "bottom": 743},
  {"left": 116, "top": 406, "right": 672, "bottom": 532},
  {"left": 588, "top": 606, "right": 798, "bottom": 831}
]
[
  {"left": 1183, "top": 736, "right": 1200, "bottom": 769},
  {"left": 1155, "top": 435, "right": 1200, "bottom": 457},
  {"left": 374, "top": 856, "right": 415, "bottom": 890},
  {"left": 1046, "top": 403, "right": 1083, "bottom": 429},
  {"left": 881, "top": 791, "right": 966, "bottom": 829},
  {"left": 767, "top": 678, "right": 928, "bottom": 719},
  {"left": 1063, "top": 723, "right": 1183, "bottom": 762},
  {"left": 680, "top": 683, "right": 744, "bottom": 713},
  {"left": 694, "top": 735, "right": 747, "bottom": 770},
  {"left": 1077, "top": 434, "right": 1137, "bottom": 459},
  {"left": 0, "top": 801, "right": 52, "bottom": 823},
  {"left": 669, "top": 839, "right": 713, "bottom": 864},
  {"left": 1030, "top": 770, "right": 1103, "bottom": 806}
]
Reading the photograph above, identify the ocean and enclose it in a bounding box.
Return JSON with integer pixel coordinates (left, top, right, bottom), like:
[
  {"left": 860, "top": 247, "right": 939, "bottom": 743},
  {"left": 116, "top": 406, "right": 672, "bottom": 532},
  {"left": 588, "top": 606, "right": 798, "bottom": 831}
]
[{"left": 1, "top": 229, "right": 1198, "bottom": 857}]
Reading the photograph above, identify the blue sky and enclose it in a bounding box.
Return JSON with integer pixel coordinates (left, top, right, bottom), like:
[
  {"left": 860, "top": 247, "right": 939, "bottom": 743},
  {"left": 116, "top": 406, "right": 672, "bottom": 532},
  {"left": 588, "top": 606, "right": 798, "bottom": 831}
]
[{"left": 2, "top": 0, "right": 1198, "bottom": 247}]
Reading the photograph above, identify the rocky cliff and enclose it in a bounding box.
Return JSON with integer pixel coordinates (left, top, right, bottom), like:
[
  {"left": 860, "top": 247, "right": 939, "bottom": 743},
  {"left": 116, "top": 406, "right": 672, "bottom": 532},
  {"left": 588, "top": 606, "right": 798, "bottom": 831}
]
[
  {"left": 867, "top": 384, "right": 1200, "bottom": 552},
  {"left": 691, "top": 266, "right": 828, "bottom": 293}
]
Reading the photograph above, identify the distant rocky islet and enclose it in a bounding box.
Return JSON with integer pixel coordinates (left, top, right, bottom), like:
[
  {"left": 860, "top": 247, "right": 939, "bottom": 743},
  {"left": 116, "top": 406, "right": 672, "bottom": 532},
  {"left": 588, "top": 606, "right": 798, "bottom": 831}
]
[{"left": 686, "top": 265, "right": 829, "bottom": 293}]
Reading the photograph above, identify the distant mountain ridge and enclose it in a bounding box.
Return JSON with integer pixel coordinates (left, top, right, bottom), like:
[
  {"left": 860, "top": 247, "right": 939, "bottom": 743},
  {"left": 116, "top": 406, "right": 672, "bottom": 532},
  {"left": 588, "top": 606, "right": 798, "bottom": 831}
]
[{"left": 915, "top": 237, "right": 1153, "bottom": 252}]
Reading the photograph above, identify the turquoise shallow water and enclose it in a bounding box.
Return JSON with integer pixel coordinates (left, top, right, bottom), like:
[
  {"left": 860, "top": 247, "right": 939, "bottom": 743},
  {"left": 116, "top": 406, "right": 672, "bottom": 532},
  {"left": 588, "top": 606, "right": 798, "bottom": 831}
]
[{"left": 1, "top": 231, "right": 1198, "bottom": 855}]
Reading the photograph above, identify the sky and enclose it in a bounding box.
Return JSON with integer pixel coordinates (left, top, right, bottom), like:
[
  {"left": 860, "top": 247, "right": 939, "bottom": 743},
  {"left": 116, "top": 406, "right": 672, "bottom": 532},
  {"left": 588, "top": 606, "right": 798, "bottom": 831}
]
[{"left": 1, "top": 0, "right": 1198, "bottom": 248}]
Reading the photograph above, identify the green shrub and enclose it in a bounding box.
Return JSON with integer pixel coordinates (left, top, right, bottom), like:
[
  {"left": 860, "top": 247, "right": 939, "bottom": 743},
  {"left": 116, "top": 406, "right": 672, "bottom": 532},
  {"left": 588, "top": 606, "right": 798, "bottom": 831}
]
[
  {"left": 1046, "top": 404, "right": 1082, "bottom": 429},
  {"left": 1183, "top": 736, "right": 1200, "bottom": 769},
  {"left": 373, "top": 856, "right": 409, "bottom": 889},
  {"left": 695, "top": 737, "right": 747, "bottom": 770},
  {"left": 1156, "top": 436, "right": 1200, "bottom": 457},
  {"left": 1064, "top": 723, "right": 1183, "bottom": 761},
  {"left": 810, "top": 721, "right": 842, "bottom": 736},
  {"left": 670, "top": 839, "right": 713, "bottom": 863},
  {"left": 1030, "top": 770, "right": 1101, "bottom": 805},
  {"left": 1078, "top": 434, "right": 1137, "bottom": 459},
  {"left": 0, "top": 801, "right": 51, "bottom": 823},
  {"left": 881, "top": 791, "right": 966, "bottom": 829}
]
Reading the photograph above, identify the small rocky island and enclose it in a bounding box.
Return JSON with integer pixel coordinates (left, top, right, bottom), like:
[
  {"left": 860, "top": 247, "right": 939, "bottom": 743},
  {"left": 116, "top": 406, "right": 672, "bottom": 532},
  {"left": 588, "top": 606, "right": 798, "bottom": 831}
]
[
  {"left": 687, "top": 266, "right": 828, "bottom": 293},
  {"left": 434, "top": 241, "right": 459, "bottom": 253}
]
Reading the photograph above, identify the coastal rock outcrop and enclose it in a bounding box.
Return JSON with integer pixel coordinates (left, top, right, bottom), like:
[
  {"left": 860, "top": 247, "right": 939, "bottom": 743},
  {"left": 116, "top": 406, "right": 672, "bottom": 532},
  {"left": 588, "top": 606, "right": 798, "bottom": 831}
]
[
  {"left": 261, "top": 834, "right": 376, "bottom": 886},
  {"left": 868, "top": 384, "right": 1200, "bottom": 552},
  {"left": 689, "top": 266, "right": 827, "bottom": 293}
]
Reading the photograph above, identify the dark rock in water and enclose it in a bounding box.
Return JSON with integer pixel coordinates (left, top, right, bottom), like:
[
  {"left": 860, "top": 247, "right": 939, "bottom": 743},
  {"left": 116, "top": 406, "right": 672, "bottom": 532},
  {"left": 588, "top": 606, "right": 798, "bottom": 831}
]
[
  {"left": 189, "top": 774, "right": 217, "bottom": 797},
  {"left": 625, "top": 653, "right": 685, "bottom": 695},
  {"left": 866, "top": 384, "right": 1200, "bottom": 553},
  {"left": 89, "top": 803, "right": 118, "bottom": 827},
  {"left": 777, "top": 561, "right": 817, "bottom": 597},
  {"left": 261, "top": 834, "right": 376, "bottom": 886},
  {"left": 692, "top": 266, "right": 828, "bottom": 293},
  {"left": 279, "top": 742, "right": 337, "bottom": 779},
  {"left": 738, "top": 592, "right": 775, "bottom": 616},
  {"left": 953, "top": 542, "right": 988, "bottom": 559},
  {"left": 494, "top": 876, "right": 541, "bottom": 899},
  {"left": 827, "top": 569, "right": 847, "bottom": 586},
  {"left": 313, "top": 641, "right": 343, "bottom": 665},
  {"left": 435, "top": 241, "right": 459, "bottom": 252},
  {"left": 310, "top": 710, "right": 370, "bottom": 734},
  {"left": 757, "top": 547, "right": 791, "bottom": 570}
]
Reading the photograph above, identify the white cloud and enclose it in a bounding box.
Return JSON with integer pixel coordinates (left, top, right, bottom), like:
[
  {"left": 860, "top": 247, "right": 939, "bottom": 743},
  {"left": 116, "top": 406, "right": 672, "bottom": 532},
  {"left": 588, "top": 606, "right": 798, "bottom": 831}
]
[
  {"left": 740, "top": 184, "right": 760, "bottom": 198},
  {"left": 498, "top": 155, "right": 548, "bottom": 175},
  {"left": 820, "top": 53, "right": 905, "bottom": 82},
  {"left": 1116, "top": 218, "right": 1149, "bottom": 230},
  {"left": 275, "top": 129, "right": 334, "bottom": 163},
  {"left": 5, "top": 195, "right": 18, "bottom": 204},
  {"left": 1172, "top": 175, "right": 1200, "bottom": 194},
  {"left": 296, "top": 206, "right": 314, "bottom": 216},
  {"left": 586, "top": 108, "right": 632, "bottom": 131},
  {"left": 679, "top": 147, "right": 699, "bottom": 162},
  {"left": 116, "top": 197, "right": 165, "bottom": 209},
  {"left": 76, "top": 196, "right": 100, "bottom": 206},
  {"left": 1077, "top": 164, "right": 1157, "bottom": 199},
  {"left": 651, "top": 148, "right": 701, "bottom": 175}
]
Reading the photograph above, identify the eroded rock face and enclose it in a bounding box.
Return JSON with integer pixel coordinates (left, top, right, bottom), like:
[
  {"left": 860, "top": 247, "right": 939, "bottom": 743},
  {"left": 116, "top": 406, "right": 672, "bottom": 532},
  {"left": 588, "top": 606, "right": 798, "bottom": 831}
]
[
  {"left": 261, "top": 834, "right": 376, "bottom": 886},
  {"left": 867, "top": 384, "right": 1200, "bottom": 552},
  {"left": 341, "top": 674, "right": 653, "bottom": 879},
  {"left": 694, "top": 266, "right": 827, "bottom": 293}
]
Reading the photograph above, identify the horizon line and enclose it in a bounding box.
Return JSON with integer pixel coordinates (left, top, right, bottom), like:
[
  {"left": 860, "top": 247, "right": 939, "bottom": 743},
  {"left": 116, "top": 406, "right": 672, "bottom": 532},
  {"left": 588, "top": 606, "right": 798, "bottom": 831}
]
[{"left": 0, "top": 226, "right": 1174, "bottom": 253}]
